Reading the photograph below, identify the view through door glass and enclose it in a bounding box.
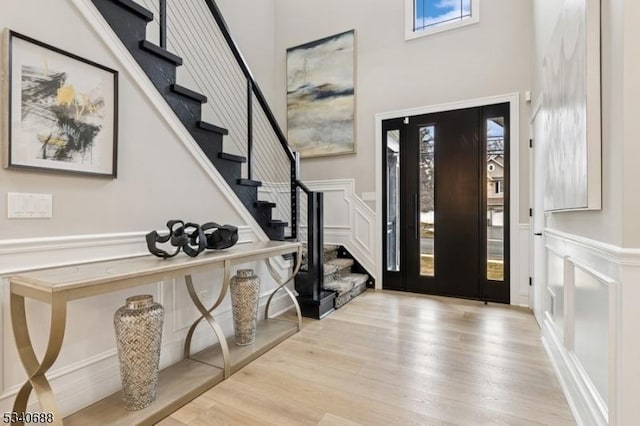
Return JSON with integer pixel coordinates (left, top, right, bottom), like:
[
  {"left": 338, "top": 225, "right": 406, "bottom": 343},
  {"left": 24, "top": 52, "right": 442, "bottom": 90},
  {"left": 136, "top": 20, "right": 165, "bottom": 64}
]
[
  {"left": 419, "top": 125, "right": 435, "bottom": 277},
  {"left": 481, "top": 103, "right": 510, "bottom": 302},
  {"left": 386, "top": 129, "right": 401, "bottom": 273},
  {"left": 487, "top": 116, "right": 505, "bottom": 282},
  {"left": 383, "top": 119, "right": 405, "bottom": 291}
]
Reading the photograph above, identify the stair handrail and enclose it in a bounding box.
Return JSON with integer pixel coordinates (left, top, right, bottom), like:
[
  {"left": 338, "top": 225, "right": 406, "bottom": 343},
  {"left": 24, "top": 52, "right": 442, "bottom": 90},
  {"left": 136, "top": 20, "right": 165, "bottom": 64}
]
[
  {"left": 164, "top": 0, "right": 300, "bottom": 237},
  {"left": 202, "top": 0, "right": 295, "bottom": 165},
  {"left": 153, "top": 0, "right": 326, "bottom": 312}
]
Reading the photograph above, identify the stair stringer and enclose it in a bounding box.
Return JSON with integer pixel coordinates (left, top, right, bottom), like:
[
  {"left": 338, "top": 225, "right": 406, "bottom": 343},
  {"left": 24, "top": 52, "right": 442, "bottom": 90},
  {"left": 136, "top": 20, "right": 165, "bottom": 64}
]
[{"left": 71, "top": 0, "right": 270, "bottom": 242}]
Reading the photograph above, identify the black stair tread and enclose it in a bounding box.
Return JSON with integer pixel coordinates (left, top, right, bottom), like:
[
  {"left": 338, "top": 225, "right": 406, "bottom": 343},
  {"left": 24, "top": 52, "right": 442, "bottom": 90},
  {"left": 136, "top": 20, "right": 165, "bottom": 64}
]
[
  {"left": 170, "top": 84, "right": 207, "bottom": 103},
  {"left": 237, "top": 178, "right": 262, "bottom": 187},
  {"left": 139, "top": 40, "right": 183, "bottom": 65},
  {"left": 219, "top": 152, "right": 247, "bottom": 163},
  {"left": 255, "top": 200, "right": 276, "bottom": 208},
  {"left": 197, "top": 121, "right": 229, "bottom": 136},
  {"left": 108, "top": 0, "right": 154, "bottom": 21},
  {"left": 269, "top": 220, "right": 288, "bottom": 227}
]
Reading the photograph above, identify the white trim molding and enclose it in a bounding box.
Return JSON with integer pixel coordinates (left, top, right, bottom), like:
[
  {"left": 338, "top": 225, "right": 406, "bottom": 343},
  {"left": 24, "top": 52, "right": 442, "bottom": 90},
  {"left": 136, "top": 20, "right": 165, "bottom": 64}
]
[
  {"left": 542, "top": 229, "right": 640, "bottom": 425},
  {"left": 0, "top": 226, "right": 256, "bottom": 276},
  {"left": 374, "top": 93, "right": 521, "bottom": 300},
  {"left": 299, "top": 179, "right": 376, "bottom": 280}
]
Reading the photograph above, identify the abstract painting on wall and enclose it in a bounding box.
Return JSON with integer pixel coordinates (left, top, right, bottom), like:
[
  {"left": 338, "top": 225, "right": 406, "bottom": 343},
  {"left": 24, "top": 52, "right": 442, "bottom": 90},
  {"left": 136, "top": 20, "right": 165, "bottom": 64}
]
[
  {"left": 4, "top": 31, "right": 118, "bottom": 177},
  {"left": 541, "top": 0, "right": 601, "bottom": 211},
  {"left": 287, "top": 30, "right": 355, "bottom": 158}
]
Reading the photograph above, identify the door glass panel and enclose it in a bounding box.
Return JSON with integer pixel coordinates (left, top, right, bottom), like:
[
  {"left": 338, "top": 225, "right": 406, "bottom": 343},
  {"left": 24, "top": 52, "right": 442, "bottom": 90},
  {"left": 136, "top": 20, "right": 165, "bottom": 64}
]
[
  {"left": 419, "top": 125, "right": 435, "bottom": 276},
  {"left": 386, "top": 130, "right": 400, "bottom": 271},
  {"left": 487, "top": 117, "right": 504, "bottom": 281}
]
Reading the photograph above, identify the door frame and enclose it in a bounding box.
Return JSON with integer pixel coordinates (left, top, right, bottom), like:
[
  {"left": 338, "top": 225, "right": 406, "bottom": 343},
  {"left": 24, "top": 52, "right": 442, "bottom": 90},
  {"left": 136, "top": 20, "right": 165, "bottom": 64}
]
[{"left": 375, "top": 93, "right": 521, "bottom": 305}]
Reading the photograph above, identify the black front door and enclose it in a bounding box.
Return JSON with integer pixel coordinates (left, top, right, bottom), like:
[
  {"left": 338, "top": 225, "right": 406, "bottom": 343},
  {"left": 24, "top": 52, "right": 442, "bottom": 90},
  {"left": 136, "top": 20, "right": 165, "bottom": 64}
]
[{"left": 383, "top": 103, "right": 510, "bottom": 303}]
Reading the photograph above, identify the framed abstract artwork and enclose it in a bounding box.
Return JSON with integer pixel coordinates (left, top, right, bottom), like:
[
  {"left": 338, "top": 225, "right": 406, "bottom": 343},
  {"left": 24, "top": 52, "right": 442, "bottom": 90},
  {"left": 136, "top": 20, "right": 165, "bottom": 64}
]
[
  {"left": 4, "top": 30, "right": 118, "bottom": 177},
  {"left": 541, "top": 0, "right": 601, "bottom": 211},
  {"left": 287, "top": 30, "right": 355, "bottom": 158}
]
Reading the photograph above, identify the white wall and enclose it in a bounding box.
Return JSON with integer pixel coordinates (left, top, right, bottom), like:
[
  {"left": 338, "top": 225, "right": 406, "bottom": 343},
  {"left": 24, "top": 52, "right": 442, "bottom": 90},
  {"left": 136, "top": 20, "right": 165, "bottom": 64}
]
[
  {"left": 620, "top": 0, "right": 640, "bottom": 248},
  {"left": 533, "top": 0, "right": 625, "bottom": 246},
  {"left": 273, "top": 0, "right": 533, "bottom": 220},
  {"left": 532, "top": 0, "right": 640, "bottom": 424},
  {"left": 0, "top": 0, "right": 295, "bottom": 418},
  {"left": 0, "top": 0, "right": 245, "bottom": 239},
  {"left": 216, "top": 0, "right": 278, "bottom": 110}
]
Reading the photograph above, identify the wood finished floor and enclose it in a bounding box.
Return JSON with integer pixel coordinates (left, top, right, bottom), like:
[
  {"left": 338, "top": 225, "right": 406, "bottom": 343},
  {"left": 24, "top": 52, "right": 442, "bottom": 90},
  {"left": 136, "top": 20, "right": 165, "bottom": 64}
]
[{"left": 157, "top": 290, "right": 575, "bottom": 425}]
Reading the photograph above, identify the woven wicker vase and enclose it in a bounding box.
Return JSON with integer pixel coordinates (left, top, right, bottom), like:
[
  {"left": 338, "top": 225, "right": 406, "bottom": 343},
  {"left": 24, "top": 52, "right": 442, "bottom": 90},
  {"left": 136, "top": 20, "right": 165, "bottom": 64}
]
[
  {"left": 113, "top": 295, "right": 164, "bottom": 410},
  {"left": 230, "top": 269, "right": 261, "bottom": 345}
]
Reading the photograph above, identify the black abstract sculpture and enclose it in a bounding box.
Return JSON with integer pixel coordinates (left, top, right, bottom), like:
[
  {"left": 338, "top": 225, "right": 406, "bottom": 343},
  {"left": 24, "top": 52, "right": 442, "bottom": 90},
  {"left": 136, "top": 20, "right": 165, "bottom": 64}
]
[{"left": 146, "top": 220, "right": 239, "bottom": 259}]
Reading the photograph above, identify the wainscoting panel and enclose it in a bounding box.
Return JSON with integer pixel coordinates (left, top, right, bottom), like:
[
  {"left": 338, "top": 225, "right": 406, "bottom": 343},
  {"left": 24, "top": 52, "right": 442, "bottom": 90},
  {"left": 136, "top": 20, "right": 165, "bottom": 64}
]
[
  {"left": 0, "top": 230, "right": 294, "bottom": 418},
  {"left": 573, "top": 265, "right": 610, "bottom": 404},
  {"left": 300, "top": 179, "right": 377, "bottom": 279},
  {"left": 541, "top": 229, "right": 636, "bottom": 426},
  {"left": 354, "top": 206, "right": 373, "bottom": 251},
  {"left": 547, "top": 248, "right": 566, "bottom": 340}
]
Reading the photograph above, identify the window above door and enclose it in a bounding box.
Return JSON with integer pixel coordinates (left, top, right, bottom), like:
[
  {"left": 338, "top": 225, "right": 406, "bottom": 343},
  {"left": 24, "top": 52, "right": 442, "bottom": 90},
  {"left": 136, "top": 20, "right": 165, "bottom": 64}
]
[{"left": 405, "top": 0, "right": 480, "bottom": 40}]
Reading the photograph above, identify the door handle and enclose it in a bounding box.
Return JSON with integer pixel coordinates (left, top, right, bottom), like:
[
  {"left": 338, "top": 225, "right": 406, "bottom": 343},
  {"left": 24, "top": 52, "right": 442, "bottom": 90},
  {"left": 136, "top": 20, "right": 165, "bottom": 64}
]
[
  {"left": 534, "top": 232, "right": 543, "bottom": 236},
  {"left": 414, "top": 193, "right": 419, "bottom": 239}
]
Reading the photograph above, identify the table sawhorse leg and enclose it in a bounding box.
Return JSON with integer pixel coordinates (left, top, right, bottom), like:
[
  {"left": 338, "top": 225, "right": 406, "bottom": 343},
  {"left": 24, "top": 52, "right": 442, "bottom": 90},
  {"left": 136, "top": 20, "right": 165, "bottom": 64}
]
[
  {"left": 183, "top": 260, "right": 232, "bottom": 378},
  {"left": 11, "top": 291, "right": 66, "bottom": 426},
  {"left": 264, "top": 246, "right": 303, "bottom": 330}
]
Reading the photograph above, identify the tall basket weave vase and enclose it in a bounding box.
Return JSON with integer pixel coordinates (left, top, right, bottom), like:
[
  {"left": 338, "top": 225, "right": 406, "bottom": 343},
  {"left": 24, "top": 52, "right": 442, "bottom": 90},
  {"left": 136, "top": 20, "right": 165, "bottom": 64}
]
[
  {"left": 230, "top": 269, "right": 261, "bottom": 345},
  {"left": 113, "top": 295, "right": 164, "bottom": 410}
]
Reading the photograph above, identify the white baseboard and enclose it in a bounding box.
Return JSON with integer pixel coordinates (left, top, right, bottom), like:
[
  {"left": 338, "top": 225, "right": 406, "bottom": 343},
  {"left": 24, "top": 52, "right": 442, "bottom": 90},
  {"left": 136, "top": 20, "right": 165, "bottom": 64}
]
[{"left": 542, "top": 319, "right": 608, "bottom": 426}]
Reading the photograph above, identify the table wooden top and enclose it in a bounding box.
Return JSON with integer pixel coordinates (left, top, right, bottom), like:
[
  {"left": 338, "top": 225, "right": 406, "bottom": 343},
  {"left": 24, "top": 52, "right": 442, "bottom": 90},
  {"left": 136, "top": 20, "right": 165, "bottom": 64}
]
[{"left": 8, "top": 241, "right": 301, "bottom": 300}]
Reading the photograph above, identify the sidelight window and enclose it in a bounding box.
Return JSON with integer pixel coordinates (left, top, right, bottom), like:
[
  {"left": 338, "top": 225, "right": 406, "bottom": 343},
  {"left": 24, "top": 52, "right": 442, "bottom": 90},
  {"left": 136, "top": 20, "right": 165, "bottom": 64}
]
[
  {"left": 419, "top": 125, "right": 435, "bottom": 276},
  {"left": 487, "top": 117, "right": 505, "bottom": 281}
]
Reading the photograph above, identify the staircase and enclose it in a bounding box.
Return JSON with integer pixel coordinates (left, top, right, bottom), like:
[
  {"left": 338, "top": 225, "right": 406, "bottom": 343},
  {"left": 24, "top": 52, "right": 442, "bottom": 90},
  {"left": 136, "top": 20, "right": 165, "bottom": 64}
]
[
  {"left": 321, "top": 245, "right": 369, "bottom": 309},
  {"left": 298, "top": 243, "right": 371, "bottom": 316},
  {"left": 90, "top": 0, "right": 345, "bottom": 319},
  {"left": 91, "top": 0, "right": 290, "bottom": 241}
]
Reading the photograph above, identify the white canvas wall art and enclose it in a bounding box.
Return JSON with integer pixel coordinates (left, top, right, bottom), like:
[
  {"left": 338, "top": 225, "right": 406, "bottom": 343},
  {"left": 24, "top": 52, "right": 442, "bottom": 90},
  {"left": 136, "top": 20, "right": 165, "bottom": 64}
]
[{"left": 541, "top": 0, "right": 600, "bottom": 211}]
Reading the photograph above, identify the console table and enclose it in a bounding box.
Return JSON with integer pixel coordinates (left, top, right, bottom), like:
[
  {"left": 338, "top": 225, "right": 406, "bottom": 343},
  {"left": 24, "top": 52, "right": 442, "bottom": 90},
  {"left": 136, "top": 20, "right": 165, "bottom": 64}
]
[{"left": 8, "top": 240, "right": 302, "bottom": 426}]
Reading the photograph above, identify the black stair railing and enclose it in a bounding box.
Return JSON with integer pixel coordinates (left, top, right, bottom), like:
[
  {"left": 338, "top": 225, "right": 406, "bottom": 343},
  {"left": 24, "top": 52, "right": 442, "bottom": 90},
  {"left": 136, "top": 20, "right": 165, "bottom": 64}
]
[
  {"left": 202, "top": 0, "right": 298, "bottom": 239},
  {"left": 152, "top": 0, "right": 328, "bottom": 314},
  {"left": 158, "top": 0, "right": 167, "bottom": 48},
  {"left": 156, "top": 0, "right": 300, "bottom": 238}
]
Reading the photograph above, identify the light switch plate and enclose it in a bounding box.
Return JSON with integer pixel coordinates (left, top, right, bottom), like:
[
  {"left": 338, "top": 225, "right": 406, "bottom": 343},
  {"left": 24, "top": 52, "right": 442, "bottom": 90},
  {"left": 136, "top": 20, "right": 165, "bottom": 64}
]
[{"left": 8, "top": 192, "right": 53, "bottom": 218}]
